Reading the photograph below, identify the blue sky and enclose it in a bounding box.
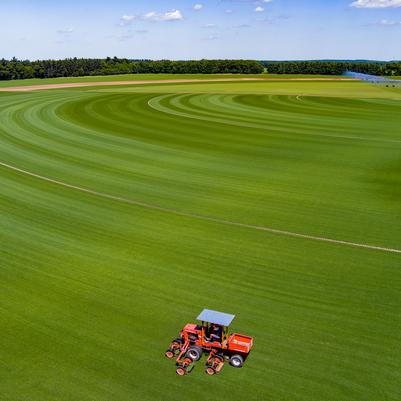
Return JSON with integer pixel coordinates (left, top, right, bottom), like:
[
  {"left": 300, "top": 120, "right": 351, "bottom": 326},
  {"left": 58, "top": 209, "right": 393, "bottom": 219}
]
[{"left": 1, "top": 0, "right": 401, "bottom": 60}]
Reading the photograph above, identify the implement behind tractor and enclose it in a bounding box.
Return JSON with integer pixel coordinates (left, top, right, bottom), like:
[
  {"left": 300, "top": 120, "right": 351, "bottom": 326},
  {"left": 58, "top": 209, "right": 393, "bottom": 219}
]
[{"left": 165, "top": 309, "right": 253, "bottom": 376}]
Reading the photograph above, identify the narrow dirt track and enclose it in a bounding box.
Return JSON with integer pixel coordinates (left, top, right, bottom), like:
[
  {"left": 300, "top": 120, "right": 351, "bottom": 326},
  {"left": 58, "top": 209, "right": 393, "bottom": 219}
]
[{"left": 0, "top": 77, "right": 354, "bottom": 92}]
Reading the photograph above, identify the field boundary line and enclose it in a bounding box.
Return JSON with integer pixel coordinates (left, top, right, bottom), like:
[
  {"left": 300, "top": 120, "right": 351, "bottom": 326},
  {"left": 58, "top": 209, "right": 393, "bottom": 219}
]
[{"left": 1, "top": 160, "right": 400, "bottom": 255}]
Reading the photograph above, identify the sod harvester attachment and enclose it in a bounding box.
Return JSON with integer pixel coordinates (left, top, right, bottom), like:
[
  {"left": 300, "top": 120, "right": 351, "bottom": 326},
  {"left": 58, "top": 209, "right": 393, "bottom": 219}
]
[{"left": 165, "top": 309, "right": 253, "bottom": 376}]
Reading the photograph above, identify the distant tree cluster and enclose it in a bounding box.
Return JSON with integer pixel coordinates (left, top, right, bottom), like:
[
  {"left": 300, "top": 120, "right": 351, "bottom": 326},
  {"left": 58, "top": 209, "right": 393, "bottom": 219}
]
[
  {"left": 261, "top": 61, "right": 401, "bottom": 76},
  {"left": 381, "top": 63, "right": 401, "bottom": 76},
  {"left": 2, "top": 58, "right": 400, "bottom": 81},
  {"left": 0, "top": 57, "right": 263, "bottom": 81}
]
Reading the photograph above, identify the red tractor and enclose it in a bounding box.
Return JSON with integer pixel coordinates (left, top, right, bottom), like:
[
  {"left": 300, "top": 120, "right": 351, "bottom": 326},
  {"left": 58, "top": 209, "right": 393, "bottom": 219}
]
[{"left": 165, "top": 309, "right": 253, "bottom": 376}]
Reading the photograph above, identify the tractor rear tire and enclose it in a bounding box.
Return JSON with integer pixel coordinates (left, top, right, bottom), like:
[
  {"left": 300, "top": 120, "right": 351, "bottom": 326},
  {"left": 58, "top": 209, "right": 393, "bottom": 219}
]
[
  {"left": 229, "top": 354, "right": 244, "bottom": 368},
  {"left": 187, "top": 346, "right": 203, "bottom": 361}
]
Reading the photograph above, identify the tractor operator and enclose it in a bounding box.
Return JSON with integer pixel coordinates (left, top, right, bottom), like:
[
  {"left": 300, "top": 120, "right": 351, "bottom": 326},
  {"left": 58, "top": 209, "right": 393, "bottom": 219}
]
[{"left": 206, "top": 323, "right": 223, "bottom": 343}]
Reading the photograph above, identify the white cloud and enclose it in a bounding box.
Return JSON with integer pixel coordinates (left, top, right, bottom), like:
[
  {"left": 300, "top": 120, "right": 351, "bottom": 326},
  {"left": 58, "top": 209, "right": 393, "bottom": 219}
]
[
  {"left": 350, "top": 0, "right": 401, "bottom": 8},
  {"left": 55, "top": 27, "right": 73, "bottom": 44},
  {"left": 57, "top": 27, "right": 73, "bottom": 34},
  {"left": 378, "top": 18, "right": 401, "bottom": 24},
  {"left": 119, "top": 15, "right": 136, "bottom": 26},
  {"left": 203, "top": 23, "right": 216, "bottom": 28},
  {"left": 205, "top": 34, "right": 218, "bottom": 40},
  {"left": 57, "top": 28, "right": 74, "bottom": 35},
  {"left": 233, "top": 24, "right": 251, "bottom": 28},
  {"left": 193, "top": 4, "right": 203, "bottom": 10},
  {"left": 143, "top": 12, "right": 158, "bottom": 20},
  {"left": 225, "top": 9, "right": 234, "bottom": 14},
  {"left": 255, "top": 6, "right": 265, "bottom": 12},
  {"left": 143, "top": 10, "right": 183, "bottom": 21}
]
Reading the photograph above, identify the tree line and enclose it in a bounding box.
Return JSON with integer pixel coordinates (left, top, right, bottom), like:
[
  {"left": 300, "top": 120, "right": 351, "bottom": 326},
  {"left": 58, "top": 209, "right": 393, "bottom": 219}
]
[
  {"left": 1, "top": 58, "right": 400, "bottom": 81},
  {"left": 0, "top": 58, "right": 263, "bottom": 81},
  {"left": 261, "top": 61, "right": 401, "bottom": 76}
]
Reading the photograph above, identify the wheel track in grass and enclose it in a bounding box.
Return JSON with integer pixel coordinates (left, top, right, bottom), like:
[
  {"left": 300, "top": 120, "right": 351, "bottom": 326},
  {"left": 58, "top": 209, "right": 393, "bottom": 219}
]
[{"left": 1, "top": 160, "right": 401, "bottom": 255}]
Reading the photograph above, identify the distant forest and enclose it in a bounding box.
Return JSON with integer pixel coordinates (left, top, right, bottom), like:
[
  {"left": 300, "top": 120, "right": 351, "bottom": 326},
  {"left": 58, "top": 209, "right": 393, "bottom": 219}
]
[
  {"left": 262, "top": 61, "right": 401, "bottom": 76},
  {"left": 1, "top": 58, "right": 401, "bottom": 81},
  {"left": 0, "top": 58, "right": 263, "bottom": 80}
]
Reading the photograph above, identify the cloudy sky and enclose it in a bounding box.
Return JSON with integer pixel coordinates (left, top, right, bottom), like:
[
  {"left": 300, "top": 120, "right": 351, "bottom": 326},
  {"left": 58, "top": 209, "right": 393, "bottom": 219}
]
[{"left": 1, "top": 0, "right": 401, "bottom": 60}]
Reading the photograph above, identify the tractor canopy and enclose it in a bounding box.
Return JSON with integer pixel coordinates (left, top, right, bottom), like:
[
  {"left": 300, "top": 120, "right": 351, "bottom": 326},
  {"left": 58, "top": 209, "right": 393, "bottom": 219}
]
[{"left": 197, "top": 309, "right": 235, "bottom": 327}]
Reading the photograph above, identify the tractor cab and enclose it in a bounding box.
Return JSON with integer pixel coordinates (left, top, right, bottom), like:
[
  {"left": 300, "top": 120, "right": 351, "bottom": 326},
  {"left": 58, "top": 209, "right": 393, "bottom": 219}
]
[{"left": 197, "top": 309, "right": 235, "bottom": 348}]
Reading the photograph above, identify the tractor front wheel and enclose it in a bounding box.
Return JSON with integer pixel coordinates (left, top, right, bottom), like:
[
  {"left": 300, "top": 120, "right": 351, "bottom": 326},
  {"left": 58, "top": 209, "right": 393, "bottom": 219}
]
[
  {"left": 229, "top": 354, "right": 244, "bottom": 368},
  {"left": 187, "top": 346, "right": 203, "bottom": 361}
]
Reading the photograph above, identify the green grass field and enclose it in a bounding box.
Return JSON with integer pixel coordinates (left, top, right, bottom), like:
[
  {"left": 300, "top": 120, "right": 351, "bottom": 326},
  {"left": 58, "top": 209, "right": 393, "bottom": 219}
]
[
  {"left": 1, "top": 77, "right": 401, "bottom": 401},
  {"left": 0, "top": 73, "right": 350, "bottom": 88}
]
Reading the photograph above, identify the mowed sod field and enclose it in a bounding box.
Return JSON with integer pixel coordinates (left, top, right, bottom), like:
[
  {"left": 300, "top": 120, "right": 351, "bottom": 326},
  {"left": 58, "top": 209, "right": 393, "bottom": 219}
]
[
  {"left": 1, "top": 77, "right": 401, "bottom": 401},
  {"left": 0, "top": 73, "right": 351, "bottom": 88}
]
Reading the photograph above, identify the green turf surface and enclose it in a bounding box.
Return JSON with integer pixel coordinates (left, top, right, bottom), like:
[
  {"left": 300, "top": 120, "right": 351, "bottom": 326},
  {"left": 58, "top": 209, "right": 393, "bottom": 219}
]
[
  {"left": 90, "top": 80, "right": 401, "bottom": 98},
  {"left": 1, "top": 80, "right": 401, "bottom": 401},
  {"left": 0, "top": 73, "right": 349, "bottom": 88}
]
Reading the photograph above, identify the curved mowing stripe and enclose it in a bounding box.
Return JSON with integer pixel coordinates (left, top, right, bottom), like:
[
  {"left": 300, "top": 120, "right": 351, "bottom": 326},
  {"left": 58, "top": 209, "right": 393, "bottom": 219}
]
[
  {"left": 148, "top": 94, "right": 401, "bottom": 145},
  {"left": 1, "top": 160, "right": 401, "bottom": 255}
]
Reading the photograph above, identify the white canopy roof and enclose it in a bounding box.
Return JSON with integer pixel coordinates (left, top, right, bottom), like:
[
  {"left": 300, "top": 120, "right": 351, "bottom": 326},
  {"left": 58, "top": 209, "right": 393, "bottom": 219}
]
[{"left": 197, "top": 309, "right": 235, "bottom": 327}]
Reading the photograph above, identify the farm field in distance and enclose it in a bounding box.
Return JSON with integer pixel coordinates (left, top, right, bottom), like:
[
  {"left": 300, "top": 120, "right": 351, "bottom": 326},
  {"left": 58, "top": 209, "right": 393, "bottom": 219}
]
[
  {"left": 1, "top": 76, "right": 401, "bottom": 401},
  {"left": 0, "top": 73, "right": 353, "bottom": 88}
]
